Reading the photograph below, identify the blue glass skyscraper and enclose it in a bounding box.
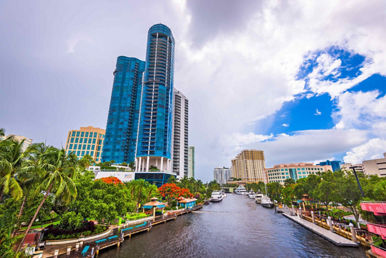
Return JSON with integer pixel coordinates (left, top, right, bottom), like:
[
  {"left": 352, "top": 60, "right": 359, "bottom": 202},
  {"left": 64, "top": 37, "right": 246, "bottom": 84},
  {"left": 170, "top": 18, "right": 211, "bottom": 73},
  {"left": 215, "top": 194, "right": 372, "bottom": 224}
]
[
  {"left": 102, "top": 56, "right": 145, "bottom": 164},
  {"left": 135, "top": 24, "right": 175, "bottom": 173}
]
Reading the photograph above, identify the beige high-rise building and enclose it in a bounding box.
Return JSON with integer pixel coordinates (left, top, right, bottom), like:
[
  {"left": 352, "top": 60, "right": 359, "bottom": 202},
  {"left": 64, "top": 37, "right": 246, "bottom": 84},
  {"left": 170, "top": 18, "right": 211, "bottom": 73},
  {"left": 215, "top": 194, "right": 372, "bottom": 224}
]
[
  {"left": 362, "top": 153, "right": 386, "bottom": 177},
  {"left": 65, "top": 126, "right": 105, "bottom": 162},
  {"left": 231, "top": 150, "right": 266, "bottom": 183}
]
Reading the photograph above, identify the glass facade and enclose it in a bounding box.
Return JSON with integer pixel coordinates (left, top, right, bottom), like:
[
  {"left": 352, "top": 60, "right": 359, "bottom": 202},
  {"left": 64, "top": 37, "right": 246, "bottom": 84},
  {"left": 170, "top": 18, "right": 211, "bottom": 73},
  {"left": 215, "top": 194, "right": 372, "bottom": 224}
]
[
  {"left": 102, "top": 57, "right": 145, "bottom": 163},
  {"left": 137, "top": 24, "right": 175, "bottom": 159},
  {"left": 317, "top": 160, "right": 341, "bottom": 172}
]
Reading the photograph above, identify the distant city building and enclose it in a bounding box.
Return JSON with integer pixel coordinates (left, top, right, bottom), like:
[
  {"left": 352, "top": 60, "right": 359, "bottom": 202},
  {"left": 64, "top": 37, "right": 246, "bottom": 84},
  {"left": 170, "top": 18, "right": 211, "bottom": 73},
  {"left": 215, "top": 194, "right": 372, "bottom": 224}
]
[
  {"left": 0, "top": 134, "right": 32, "bottom": 152},
  {"left": 172, "top": 89, "right": 189, "bottom": 179},
  {"left": 102, "top": 56, "right": 145, "bottom": 164},
  {"left": 266, "top": 163, "right": 332, "bottom": 184},
  {"left": 362, "top": 153, "right": 386, "bottom": 177},
  {"left": 231, "top": 150, "right": 266, "bottom": 183},
  {"left": 341, "top": 163, "right": 364, "bottom": 173},
  {"left": 65, "top": 126, "right": 105, "bottom": 162},
  {"left": 214, "top": 167, "right": 231, "bottom": 185},
  {"left": 317, "top": 160, "right": 341, "bottom": 172},
  {"left": 188, "top": 146, "right": 195, "bottom": 178}
]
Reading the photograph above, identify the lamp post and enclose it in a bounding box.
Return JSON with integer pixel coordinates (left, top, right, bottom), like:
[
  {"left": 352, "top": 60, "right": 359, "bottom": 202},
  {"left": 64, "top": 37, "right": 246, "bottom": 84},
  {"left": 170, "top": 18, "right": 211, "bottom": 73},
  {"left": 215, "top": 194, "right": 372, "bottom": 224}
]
[{"left": 350, "top": 166, "right": 364, "bottom": 197}]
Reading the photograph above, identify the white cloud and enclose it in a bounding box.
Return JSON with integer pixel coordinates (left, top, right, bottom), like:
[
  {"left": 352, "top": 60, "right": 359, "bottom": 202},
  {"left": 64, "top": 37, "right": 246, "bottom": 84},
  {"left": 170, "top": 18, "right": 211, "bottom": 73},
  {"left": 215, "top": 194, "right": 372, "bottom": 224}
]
[
  {"left": 219, "top": 129, "right": 367, "bottom": 167},
  {"left": 282, "top": 123, "right": 289, "bottom": 127},
  {"left": 66, "top": 36, "right": 92, "bottom": 54},
  {"left": 314, "top": 109, "right": 322, "bottom": 116},
  {"left": 344, "top": 138, "right": 386, "bottom": 164},
  {"left": 172, "top": 0, "right": 386, "bottom": 180}
]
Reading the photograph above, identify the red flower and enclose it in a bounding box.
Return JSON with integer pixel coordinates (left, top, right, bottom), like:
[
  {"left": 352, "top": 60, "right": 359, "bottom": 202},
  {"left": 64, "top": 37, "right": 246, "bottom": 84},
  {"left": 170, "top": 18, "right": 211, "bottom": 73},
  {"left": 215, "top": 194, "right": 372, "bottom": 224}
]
[{"left": 98, "top": 176, "right": 123, "bottom": 185}]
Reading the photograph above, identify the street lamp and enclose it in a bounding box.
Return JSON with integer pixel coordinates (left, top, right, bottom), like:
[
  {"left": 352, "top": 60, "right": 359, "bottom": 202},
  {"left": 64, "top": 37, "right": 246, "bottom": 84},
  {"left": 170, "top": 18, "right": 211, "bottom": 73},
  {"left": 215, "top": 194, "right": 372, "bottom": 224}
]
[{"left": 350, "top": 166, "right": 364, "bottom": 197}]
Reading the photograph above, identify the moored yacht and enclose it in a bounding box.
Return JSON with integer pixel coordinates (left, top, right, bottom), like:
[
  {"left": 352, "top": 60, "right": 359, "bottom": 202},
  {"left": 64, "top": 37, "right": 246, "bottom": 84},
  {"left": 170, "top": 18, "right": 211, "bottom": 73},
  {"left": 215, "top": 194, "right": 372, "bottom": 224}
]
[
  {"left": 234, "top": 185, "right": 247, "bottom": 195},
  {"left": 261, "top": 195, "right": 274, "bottom": 208},
  {"left": 210, "top": 191, "right": 224, "bottom": 202},
  {"left": 248, "top": 191, "right": 256, "bottom": 199},
  {"left": 255, "top": 193, "right": 264, "bottom": 204}
]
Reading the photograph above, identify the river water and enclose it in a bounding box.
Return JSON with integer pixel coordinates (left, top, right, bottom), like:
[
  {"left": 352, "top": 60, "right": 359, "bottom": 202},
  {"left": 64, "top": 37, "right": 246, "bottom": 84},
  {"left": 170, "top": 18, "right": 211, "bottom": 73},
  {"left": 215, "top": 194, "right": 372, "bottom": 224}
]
[{"left": 101, "top": 194, "right": 366, "bottom": 258}]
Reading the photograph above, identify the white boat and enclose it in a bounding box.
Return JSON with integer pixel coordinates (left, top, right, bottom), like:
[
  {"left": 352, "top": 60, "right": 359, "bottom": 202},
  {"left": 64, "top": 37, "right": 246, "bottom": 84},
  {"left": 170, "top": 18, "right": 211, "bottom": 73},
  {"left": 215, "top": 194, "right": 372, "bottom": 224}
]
[
  {"left": 261, "top": 195, "right": 274, "bottom": 208},
  {"left": 234, "top": 185, "right": 247, "bottom": 195},
  {"left": 248, "top": 191, "right": 256, "bottom": 199},
  {"left": 255, "top": 193, "right": 263, "bottom": 204},
  {"left": 221, "top": 191, "right": 227, "bottom": 198},
  {"left": 210, "top": 191, "right": 224, "bottom": 202}
]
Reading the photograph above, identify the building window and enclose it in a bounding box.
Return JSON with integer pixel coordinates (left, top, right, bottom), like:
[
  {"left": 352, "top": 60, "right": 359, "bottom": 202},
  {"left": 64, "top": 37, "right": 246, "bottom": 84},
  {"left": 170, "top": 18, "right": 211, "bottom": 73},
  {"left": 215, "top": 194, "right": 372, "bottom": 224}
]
[
  {"left": 85, "top": 132, "right": 89, "bottom": 137},
  {"left": 93, "top": 139, "right": 96, "bottom": 144},
  {"left": 69, "top": 144, "right": 73, "bottom": 149},
  {"left": 77, "top": 151, "right": 80, "bottom": 156}
]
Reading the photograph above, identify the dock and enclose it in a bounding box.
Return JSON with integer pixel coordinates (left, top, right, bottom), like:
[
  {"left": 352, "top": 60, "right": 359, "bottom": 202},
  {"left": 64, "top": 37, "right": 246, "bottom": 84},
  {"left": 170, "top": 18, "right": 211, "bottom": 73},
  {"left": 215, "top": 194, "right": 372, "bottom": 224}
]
[{"left": 282, "top": 213, "right": 359, "bottom": 247}]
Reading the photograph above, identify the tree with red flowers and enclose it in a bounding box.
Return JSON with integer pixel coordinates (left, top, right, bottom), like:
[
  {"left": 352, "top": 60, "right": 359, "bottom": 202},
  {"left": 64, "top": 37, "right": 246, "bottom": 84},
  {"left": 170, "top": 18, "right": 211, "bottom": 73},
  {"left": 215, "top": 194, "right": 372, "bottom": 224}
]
[
  {"left": 158, "top": 183, "right": 193, "bottom": 204},
  {"left": 99, "top": 176, "right": 123, "bottom": 185}
]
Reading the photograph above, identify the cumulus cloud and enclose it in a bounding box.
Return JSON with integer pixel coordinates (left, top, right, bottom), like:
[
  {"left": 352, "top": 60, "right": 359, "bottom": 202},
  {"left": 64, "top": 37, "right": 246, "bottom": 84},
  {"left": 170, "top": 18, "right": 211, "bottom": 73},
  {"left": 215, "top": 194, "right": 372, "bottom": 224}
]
[
  {"left": 344, "top": 138, "right": 386, "bottom": 164},
  {"left": 314, "top": 109, "right": 322, "bottom": 116},
  {"left": 220, "top": 129, "right": 367, "bottom": 167}
]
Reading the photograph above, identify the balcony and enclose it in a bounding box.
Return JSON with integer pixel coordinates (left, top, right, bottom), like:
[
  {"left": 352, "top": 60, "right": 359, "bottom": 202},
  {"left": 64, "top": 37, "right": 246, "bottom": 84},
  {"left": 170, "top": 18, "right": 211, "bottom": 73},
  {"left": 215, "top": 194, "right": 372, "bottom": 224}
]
[
  {"left": 367, "top": 223, "right": 386, "bottom": 239},
  {"left": 360, "top": 202, "right": 386, "bottom": 216}
]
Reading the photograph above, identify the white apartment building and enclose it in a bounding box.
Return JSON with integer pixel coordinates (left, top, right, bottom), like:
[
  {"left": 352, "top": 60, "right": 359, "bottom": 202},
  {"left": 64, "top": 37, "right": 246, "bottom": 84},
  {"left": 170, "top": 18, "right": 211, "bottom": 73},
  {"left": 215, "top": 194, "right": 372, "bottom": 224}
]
[
  {"left": 214, "top": 167, "right": 231, "bottom": 185},
  {"left": 188, "top": 146, "right": 195, "bottom": 178},
  {"left": 172, "top": 89, "right": 189, "bottom": 179},
  {"left": 267, "top": 163, "right": 332, "bottom": 184}
]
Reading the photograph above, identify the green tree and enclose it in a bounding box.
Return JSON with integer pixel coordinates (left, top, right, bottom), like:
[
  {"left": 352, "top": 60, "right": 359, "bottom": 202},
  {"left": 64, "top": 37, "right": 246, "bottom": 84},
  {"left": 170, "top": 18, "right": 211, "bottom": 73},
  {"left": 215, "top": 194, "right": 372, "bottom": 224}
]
[
  {"left": 267, "top": 182, "right": 282, "bottom": 202},
  {"left": 17, "top": 148, "right": 77, "bottom": 252},
  {"left": 334, "top": 172, "right": 363, "bottom": 227},
  {"left": 284, "top": 178, "right": 295, "bottom": 187},
  {"left": 0, "top": 138, "right": 25, "bottom": 201}
]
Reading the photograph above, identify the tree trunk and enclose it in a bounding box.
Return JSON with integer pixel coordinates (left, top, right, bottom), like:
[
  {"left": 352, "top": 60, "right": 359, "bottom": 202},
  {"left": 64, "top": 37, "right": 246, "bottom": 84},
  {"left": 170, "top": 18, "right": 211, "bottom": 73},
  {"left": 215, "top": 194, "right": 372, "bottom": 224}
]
[
  {"left": 16, "top": 184, "right": 52, "bottom": 253},
  {"left": 351, "top": 206, "right": 360, "bottom": 229},
  {"left": 11, "top": 196, "right": 27, "bottom": 237}
]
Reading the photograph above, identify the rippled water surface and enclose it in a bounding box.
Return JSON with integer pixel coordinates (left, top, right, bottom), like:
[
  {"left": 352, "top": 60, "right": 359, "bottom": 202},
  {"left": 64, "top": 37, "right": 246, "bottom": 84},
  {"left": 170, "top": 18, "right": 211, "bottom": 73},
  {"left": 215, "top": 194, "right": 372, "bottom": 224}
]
[{"left": 101, "top": 194, "right": 366, "bottom": 258}]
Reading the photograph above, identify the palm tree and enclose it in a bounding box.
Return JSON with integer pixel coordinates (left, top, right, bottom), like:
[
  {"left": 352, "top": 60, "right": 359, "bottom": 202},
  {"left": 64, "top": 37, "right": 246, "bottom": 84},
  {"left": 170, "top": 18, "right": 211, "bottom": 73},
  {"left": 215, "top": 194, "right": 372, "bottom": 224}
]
[
  {"left": 0, "top": 139, "right": 24, "bottom": 201},
  {"left": 0, "top": 128, "right": 5, "bottom": 137},
  {"left": 17, "top": 148, "right": 78, "bottom": 252},
  {"left": 11, "top": 144, "right": 48, "bottom": 236}
]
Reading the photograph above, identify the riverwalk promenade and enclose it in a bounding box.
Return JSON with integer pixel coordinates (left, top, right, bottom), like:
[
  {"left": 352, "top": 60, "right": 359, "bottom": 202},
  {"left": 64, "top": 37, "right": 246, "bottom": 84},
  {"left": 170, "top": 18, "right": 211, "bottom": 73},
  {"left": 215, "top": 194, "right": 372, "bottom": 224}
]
[
  {"left": 41, "top": 206, "right": 202, "bottom": 258},
  {"left": 282, "top": 213, "right": 359, "bottom": 247}
]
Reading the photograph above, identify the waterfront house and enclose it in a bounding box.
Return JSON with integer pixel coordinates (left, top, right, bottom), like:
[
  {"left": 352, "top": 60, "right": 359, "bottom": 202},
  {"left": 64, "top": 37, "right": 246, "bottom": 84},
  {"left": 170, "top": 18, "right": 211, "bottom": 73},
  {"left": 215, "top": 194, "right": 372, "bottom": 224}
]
[
  {"left": 178, "top": 198, "right": 197, "bottom": 209},
  {"left": 143, "top": 197, "right": 167, "bottom": 221}
]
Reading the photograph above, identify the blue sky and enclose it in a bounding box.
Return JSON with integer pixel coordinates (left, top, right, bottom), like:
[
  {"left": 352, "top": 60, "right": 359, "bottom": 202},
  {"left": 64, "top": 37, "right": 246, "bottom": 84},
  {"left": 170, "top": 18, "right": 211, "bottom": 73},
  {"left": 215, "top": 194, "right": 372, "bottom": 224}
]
[{"left": 1, "top": 0, "right": 386, "bottom": 181}]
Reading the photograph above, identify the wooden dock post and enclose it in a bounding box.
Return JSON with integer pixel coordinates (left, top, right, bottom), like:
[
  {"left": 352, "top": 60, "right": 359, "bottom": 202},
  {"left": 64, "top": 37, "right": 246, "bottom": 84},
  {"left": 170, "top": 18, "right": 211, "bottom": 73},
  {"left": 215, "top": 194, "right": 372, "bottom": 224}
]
[
  {"left": 75, "top": 243, "right": 79, "bottom": 251},
  {"left": 327, "top": 216, "right": 334, "bottom": 232},
  {"left": 349, "top": 223, "right": 357, "bottom": 242},
  {"left": 66, "top": 246, "right": 71, "bottom": 256},
  {"left": 311, "top": 211, "right": 315, "bottom": 224},
  {"left": 54, "top": 249, "right": 59, "bottom": 258}
]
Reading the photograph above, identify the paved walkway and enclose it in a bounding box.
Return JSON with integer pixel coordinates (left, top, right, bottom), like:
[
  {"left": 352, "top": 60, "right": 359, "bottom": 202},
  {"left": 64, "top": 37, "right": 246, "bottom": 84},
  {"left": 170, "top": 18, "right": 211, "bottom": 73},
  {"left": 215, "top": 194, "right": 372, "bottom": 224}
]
[{"left": 282, "top": 213, "right": 359, "bottom": 247}]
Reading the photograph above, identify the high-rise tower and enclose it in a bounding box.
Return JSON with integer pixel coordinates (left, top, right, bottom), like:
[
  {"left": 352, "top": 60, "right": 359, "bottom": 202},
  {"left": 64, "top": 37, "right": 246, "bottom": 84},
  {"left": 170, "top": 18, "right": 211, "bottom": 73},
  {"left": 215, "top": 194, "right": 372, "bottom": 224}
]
[
  {"left": 102, "top": 57, "right": 145, "bottom": 164},
  {"left": 135, "top": 24, "right": 175, "bottom": 173},
  {"left": 172, "top": 89, "right": 189, "bottom": 178}
]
